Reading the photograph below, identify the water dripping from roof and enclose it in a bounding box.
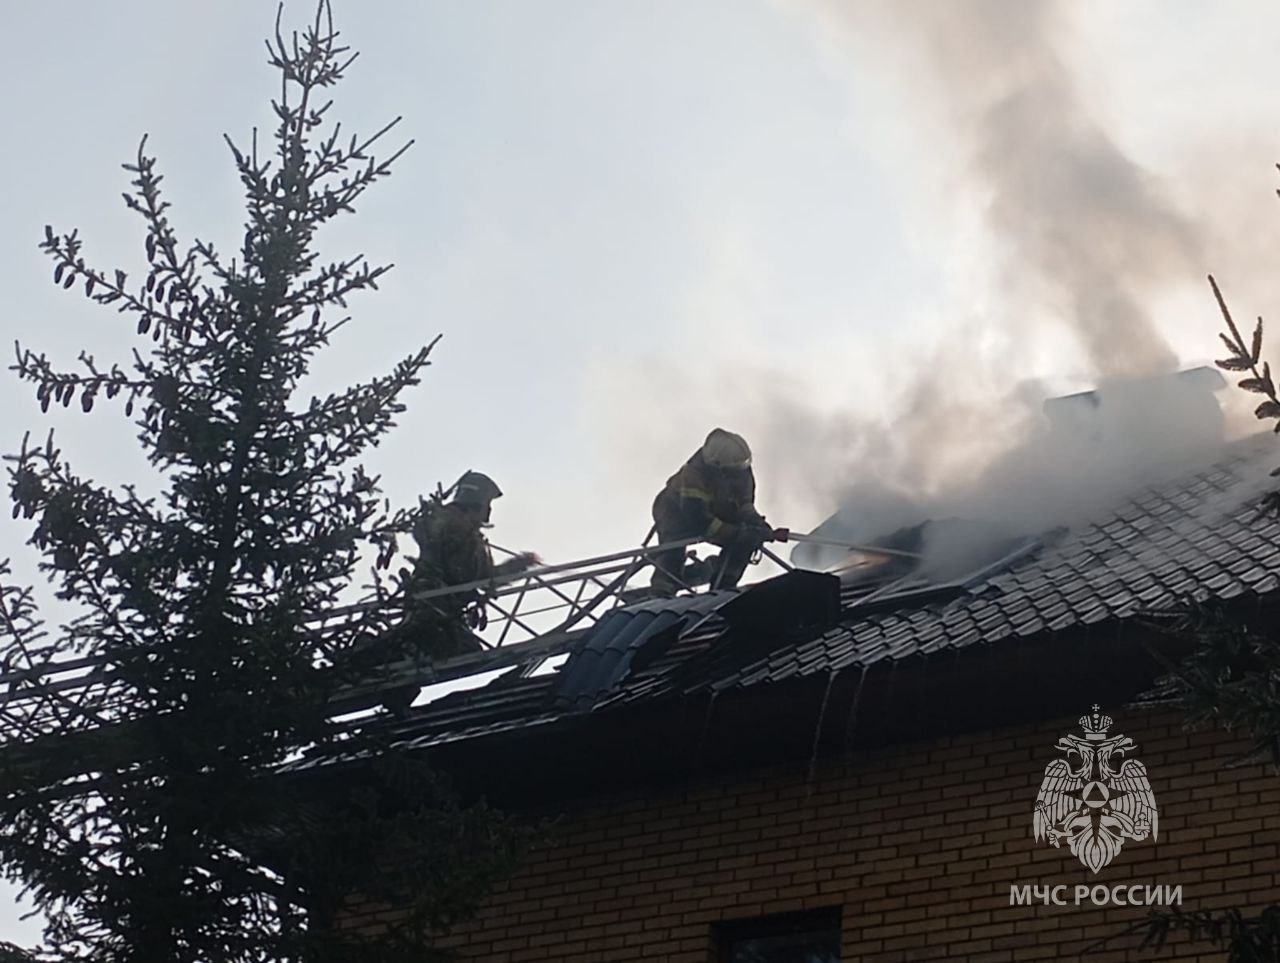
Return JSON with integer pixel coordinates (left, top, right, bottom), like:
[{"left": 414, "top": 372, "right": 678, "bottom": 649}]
[
  {"left": 842, "top": 664, "right": 869, "bottom": 755},
  {"left": 805, "top": 670, "right": 839, "bottom": 800},
  {"left": 883, "top": 658, "right": 900, "bottom": 724},
  {"left": 691, "top": 690, "right": 719, "bottom": 770}
]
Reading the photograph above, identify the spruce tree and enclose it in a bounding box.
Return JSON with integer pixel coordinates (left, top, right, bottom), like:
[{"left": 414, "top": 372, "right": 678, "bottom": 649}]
[
  {"left": 1125, "top": 276, "right": 1280, "bottom": 960},
  {"left": 0, "top": 4, "right": 522, "bottom": 961}
]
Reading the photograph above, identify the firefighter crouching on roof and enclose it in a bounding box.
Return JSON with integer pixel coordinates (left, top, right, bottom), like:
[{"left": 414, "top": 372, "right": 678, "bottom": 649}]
[
  {"left": 400, "top": 470, "right": 540, "bottom": 659},
  {"left": 650, "top": 429, "right": 785, "bottom": 596}
]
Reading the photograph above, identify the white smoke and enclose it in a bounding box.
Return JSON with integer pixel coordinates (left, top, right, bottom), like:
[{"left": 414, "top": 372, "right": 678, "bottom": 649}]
[
  {"left": 802, "top": 369, "right": 1232, "bottom": 572},
  {"left": 788, "top": 0, "right": 1202, "bottom": 377},
  {"left": 762, "top": 0, "right": 1245, "bottom": 559},
  {"left": 587, "top": 1, "right": 1273, "bottom": 571}
]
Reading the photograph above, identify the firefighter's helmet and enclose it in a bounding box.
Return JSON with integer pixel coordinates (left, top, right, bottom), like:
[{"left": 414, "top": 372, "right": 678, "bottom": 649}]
[
  {"left": 701, "top": 429, "right": 752, "bottom": 470},
  {"left": 451, "top": 471, "right": 503, "bottom": 506}
]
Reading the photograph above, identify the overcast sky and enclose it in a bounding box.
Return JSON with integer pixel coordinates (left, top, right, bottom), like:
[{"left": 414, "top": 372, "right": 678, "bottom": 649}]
[{"left": 5, "top": 0, "right": 1280, "bottom": 946}]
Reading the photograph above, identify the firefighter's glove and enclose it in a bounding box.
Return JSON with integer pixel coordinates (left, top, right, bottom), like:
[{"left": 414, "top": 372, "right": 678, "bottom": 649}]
[{"left": 494, "top": 552, "right": 542, "bottom": 577}]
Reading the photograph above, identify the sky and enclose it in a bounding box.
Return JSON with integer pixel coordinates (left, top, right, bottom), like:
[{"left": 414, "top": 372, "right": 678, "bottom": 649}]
[{"left": 5, "top": 0, "right": 1280, "bottom": 947}]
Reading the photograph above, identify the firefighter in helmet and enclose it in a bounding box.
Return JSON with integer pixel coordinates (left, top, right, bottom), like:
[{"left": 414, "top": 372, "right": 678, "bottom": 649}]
[
  {"left": 402, "top": 470, "right": 540, "bottom": 658},
  {"left": 650, "top": 429, "right": 782, "bottom": 596}
]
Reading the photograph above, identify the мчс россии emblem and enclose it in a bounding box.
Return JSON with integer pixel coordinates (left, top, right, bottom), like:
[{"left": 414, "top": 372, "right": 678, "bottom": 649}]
[{"left": 1034, "top": 706, "right": 1158, "bottom": 874}]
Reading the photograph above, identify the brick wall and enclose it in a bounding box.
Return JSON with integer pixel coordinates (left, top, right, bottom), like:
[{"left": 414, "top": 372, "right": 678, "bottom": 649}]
[{"left": 346, "top": 709, "right": 1280, "bottom": 961}]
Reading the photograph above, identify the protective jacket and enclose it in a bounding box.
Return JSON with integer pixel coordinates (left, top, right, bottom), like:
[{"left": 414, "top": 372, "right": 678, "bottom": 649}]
[
  {"left": 394, "top": 500, "right": 493, "bottom": 662},
  {"left": 410, "top": 501, "right": 493, "bottom": 597},
  {"left": 652, "top": 449, "right": 763, "bottom": 545}
]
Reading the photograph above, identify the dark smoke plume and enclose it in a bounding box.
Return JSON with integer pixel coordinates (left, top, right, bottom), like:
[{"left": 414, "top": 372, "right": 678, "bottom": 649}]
[{"left": 797, "top": 0, "right": 1202, "bottom": 375}]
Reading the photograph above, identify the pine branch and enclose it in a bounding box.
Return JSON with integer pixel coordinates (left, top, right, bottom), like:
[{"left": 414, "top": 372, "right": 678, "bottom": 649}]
[{"left": 0, "top": 4, "right": 525, "bottom": 961}]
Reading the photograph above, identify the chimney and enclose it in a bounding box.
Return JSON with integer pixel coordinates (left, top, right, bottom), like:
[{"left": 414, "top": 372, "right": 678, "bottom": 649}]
[{"left": 1042, "top": 366, "right": 1226, "bottom": 448}]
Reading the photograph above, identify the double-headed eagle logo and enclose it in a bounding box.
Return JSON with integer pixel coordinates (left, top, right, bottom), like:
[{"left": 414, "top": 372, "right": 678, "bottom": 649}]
[{"left": 1034, "top": 706, "right": 1159, "bottom": 873}]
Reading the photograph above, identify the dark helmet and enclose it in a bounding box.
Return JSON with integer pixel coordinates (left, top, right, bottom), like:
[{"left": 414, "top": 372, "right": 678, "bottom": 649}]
[{"left": 452, "top": 471, "right": 503, "bottom": 507}]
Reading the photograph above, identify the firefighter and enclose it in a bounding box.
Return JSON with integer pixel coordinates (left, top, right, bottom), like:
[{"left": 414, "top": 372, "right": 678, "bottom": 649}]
[
  {"left": 369, "top": 471, "right": 539, "bottom": 715},
  {"left": 403, "top": 470, "right": 539, "bottom": 658},
  {"left": 650, "top": 429, "right": 782, "bottom": 596}
]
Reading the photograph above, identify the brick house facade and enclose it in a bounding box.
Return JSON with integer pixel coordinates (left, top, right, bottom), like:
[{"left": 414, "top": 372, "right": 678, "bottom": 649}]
[
  {"left": 345, "top": 708, "right": 1278, "bottom": 961},
  {"left": 328, "top": 435, "right": 1280, "bottom": 960}
]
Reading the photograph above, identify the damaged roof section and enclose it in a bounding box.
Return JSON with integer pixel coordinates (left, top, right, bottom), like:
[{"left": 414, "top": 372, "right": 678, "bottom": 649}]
[
  {"left": 553, "top": 570, "right": 843, "bottom": 713},
  {"left": 551, "top": 593, "right": 728, "bottom": 713},
  {"left": 293, "top": 433, "right": 1280, "bottom": 766}
]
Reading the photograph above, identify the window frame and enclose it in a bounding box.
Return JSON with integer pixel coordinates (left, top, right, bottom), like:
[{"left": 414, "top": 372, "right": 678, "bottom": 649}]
[{"left": 715, "top": 907, "right": 843, "bottom": 963}]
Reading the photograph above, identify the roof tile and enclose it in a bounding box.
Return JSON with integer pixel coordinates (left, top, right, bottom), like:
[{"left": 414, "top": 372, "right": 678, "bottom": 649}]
[{"left": 368, "top": 434, "right": 1280, "bottom": 750}]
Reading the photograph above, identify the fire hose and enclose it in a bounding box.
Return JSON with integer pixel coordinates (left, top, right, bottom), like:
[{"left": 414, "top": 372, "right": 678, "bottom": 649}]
[{"left": 777, "top": 531, "right": 924, "bottom": 560}]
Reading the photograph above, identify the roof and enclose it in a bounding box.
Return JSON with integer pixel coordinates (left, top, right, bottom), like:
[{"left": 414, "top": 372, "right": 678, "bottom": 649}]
[
  {"left": 298, "top": 433, "right": 1280, "bottom": 768},
  {"left": 551, "top": 591, "right": 732, "bottom": 712}
]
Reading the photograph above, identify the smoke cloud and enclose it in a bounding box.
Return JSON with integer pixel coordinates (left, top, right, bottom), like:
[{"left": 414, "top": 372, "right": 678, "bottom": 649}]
[
  {"left": 589, "top": 0, "right": 1264, "bottom": 570},
  {"left": 795, "top": 0, "right": 1203, "bottom": 376},
  {"left": 760, "top": 0, "right": 1240, "bottom": 558},
  {"left": 798, "top": 369, "right": 1234, "bottom": 572}
]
